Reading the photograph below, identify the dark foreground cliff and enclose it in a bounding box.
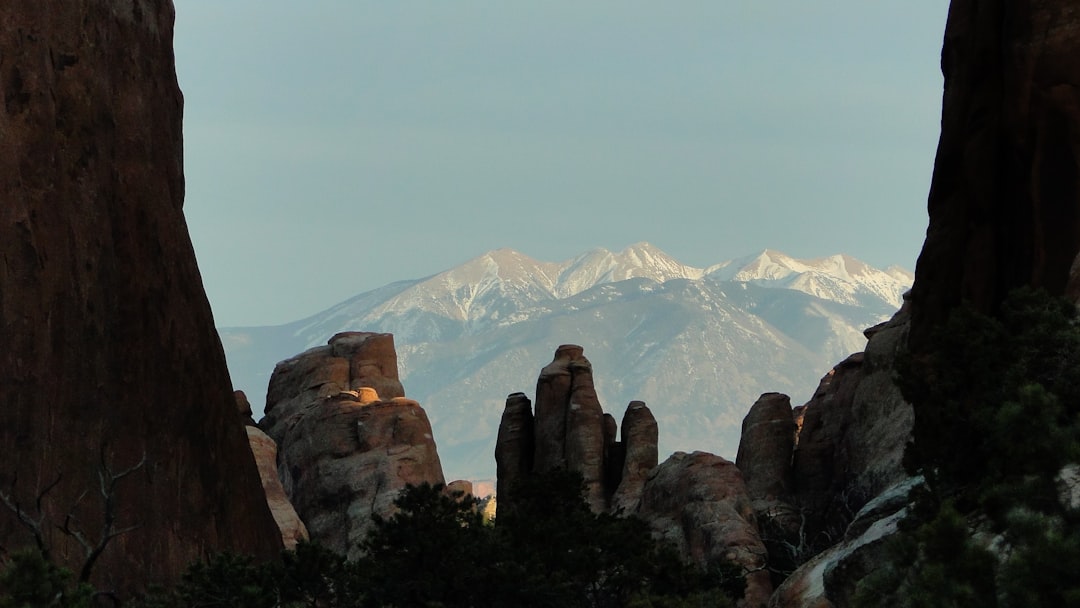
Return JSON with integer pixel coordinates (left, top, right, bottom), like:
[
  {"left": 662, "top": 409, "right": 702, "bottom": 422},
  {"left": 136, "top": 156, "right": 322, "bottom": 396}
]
[{"left": 0, "top": 1, "right": 281, "bottom": 593}]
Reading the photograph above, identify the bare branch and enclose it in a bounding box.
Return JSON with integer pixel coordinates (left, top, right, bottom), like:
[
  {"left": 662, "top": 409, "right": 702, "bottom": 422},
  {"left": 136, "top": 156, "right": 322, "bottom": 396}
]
[{"left": 0, "top": 472, "right": 62, "bottom": 559}]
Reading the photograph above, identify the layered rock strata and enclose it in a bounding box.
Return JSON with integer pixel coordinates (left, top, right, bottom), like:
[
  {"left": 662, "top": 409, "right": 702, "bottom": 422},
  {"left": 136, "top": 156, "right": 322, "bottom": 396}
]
[
  {"left": 261, "top": 333, "right": 444, "bottom": 559},
  {"left": 0, "top": 2, "right": 281, "bottom": 592}
]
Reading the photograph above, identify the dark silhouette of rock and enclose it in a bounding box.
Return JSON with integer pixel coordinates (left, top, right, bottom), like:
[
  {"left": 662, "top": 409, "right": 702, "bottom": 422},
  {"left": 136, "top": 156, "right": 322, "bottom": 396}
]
[
  {"left": 0, "top": 2, "right": 281, "bottom": 593},
  {"left": 262, "top": 336, "right": 444, "bottom": 559},
  {"left": 737, "top": 393, "right": 796, "bottom": 501},
  {"left": 494, "top": 392, "right": 534, "bottom": 506},
  {"left": 638, "top": 452, "right": 773, "bottom": 608},
  {"left": 236, "top": 389, "right": 258, "bottom": 426},
  {"left": 909, "top": 0, "right": 1080, "bottom": 351},
  {"left": 532, "top": 344, "right": 585, "bottom": 472},
  {"left": 788, "top": 353, "right": 866, "bottom": 548},
  {"left": 506, "top": 345, "right": 658, "bottom": 512},
  {"left": 610, "top": 401, "right": 658, "bottom": 514}
]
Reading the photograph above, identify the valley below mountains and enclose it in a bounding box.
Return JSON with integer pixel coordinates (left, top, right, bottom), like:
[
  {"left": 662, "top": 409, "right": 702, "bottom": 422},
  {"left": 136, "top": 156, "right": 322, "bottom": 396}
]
[{"left": 221, "top": 243, "right": 912, "bottom": 482}]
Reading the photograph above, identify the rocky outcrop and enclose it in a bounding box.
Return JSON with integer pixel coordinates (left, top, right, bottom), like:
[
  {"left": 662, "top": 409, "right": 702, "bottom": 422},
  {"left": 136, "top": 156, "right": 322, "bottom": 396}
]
[
  {"left": 0, "top": 2, "right": 281, "bottom": 593},
  {"left": 737, "top": 393, "right": 795, "bottom": 502},
  {"left": 768, "top": 478, "right": 919, "bottom": 608},
  {"left": 246, "top": 427, "right": 309, "bottom": 550},
  {"left": 729, "top": 309, "right": 916, "bottom": 601},
  {"left": 261, "top": 333, "right": 444, "bottom": 559},
  {"left": 500, "top": 345, "right": 659, "bottom": 513},
  {"left": 639, "top": 452, "right": 772, "bottom": 608},
  {"left": 909, "top": 1, "right": 1080, "bottom": 350},
  {"left": 610, "top": 401, "right": 659, "bottom": 513},
  {"left": 262, "top": 332, "right": 404, "bottom": 440},
  {"left": 497, "top": 346, "right": 769, "bottom": 606},
  {"left": 494, "top": 392, "right": 534, "bottom": 505}
]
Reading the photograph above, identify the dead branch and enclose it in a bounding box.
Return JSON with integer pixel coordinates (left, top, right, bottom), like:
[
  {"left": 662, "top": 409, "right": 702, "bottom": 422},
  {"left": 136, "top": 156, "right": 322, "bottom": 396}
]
[
  {"left": 57, "top": 448, "right": 146, "bottom": 583},
  {"left": 0, "top": 472, "right": 62, "bottom": 560}
]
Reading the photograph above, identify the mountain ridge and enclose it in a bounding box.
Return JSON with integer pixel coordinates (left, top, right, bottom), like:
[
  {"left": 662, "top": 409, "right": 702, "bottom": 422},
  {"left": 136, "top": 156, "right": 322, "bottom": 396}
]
[{"left": 220, "top": 244, "right": 912, "bottom": 481}]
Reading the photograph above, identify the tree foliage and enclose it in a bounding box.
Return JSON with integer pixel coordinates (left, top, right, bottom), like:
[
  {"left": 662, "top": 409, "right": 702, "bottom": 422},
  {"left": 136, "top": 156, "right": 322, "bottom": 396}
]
[
  {"left": 855, "top": 288, "right": 1080, "bottom": 607},
  {"left": 116, "top": 470, "right": 742, "bottom": 607}
]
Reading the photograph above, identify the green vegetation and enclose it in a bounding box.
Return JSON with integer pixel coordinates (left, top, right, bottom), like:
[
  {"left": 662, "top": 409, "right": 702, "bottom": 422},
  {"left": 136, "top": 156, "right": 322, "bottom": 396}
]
[
  {"left": 854, "top": 288, "right": 1080, "bottom": 607},
  {"left": 3, "top": 470, "right": 741, "bottom": 607},
  {"left": 0, "top": 549, "right": 93, "bottom": 608}
]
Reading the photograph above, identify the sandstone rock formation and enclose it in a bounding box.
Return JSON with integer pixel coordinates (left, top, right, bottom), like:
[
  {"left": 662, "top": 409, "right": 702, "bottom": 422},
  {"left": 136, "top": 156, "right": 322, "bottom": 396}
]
[
  {"left": 737, "top": 393, "right": 796, "bottom": 502},
  {"left": 0, "top": 2, "right": 281, "bottom": 592},
  {"left": 246, "top": 427, "right": 309, "bottom": 550},
  {"left": 494, "top": 392, "right": 534, "bottom": 504},
  {"left": 610, "top": 401, "right": 659, "bottom": 514},
  {"left": 638, "top": 452, "right": 772, "bottom": 608},
  {"left": 499, "top": 345, "right": 659, "bottom": 513},
  {"left": 497, "top": 346, "right": 769, "bottom": 606},
  {"left": 261, "top": 333, "right": 444, "bottom": 559},
  {"left": 735, "top": 305, "right": 914, "bottom": 595},
  {"left": 909, "top": 0, "right": 1080, "bottom": 350}
]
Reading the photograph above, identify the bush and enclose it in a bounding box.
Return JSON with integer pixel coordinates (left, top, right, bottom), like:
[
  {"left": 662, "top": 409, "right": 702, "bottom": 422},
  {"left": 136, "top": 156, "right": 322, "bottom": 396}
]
[{"left": 857, "top": 288, "right": 1080, "bottom": 606}]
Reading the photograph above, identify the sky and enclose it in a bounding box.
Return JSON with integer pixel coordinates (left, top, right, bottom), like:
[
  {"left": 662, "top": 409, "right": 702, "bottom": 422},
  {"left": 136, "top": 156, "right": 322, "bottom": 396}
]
[{"left": 174, "top": 2, "right": 951, "bottom": 327}]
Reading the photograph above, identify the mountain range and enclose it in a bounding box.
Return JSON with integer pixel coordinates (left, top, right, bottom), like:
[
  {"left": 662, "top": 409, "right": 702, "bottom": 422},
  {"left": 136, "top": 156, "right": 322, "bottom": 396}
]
[{"left": 220, "top": 243, "right": 912, "bottom": 482}]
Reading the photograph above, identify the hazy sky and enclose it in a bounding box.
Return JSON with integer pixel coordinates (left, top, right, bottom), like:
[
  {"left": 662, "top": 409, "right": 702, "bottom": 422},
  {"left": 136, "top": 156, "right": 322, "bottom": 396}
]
[{"left": 174, "top": 2, "right": 950, "bottom": 327}]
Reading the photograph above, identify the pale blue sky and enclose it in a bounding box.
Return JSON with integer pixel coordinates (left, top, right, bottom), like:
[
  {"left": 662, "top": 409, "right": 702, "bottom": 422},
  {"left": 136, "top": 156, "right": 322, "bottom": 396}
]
[{"left": 174, "top": 2, "right": 949, "bottom": 327}]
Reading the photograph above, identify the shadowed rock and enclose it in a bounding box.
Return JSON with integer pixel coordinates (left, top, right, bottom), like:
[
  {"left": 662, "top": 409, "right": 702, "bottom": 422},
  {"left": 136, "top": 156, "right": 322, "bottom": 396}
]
[
  {"left": 494, "top": 392, "right": 534, "bottom": 507},
  {"left": 532, "top": 344, "right": 582, "bottom": 472},
  {"left": 737, "top": 392, "right": 796, "bottom": 501},
  {"left": 638, "top": 452, "right": 773, "bottom": 608},
  {"left": 0, "top": 2, "right": 281, "bottom": 592},
  {"left": 909, "top": 0, "right": 1080, "bottom": 350},
  {"left": 610, "top": 401, "right": 658, "bottom": 513}
]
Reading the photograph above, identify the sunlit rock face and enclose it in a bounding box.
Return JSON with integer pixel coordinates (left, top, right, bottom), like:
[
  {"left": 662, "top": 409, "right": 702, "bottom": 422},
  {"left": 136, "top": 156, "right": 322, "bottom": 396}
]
[
  {"left": 909, "top": 0, "right": 1080, "bottom": 350},
  {"left": 0, "top": 1, "right": 281, "bottom": 593},
  {"left": 246, "top": 426, "right": 309, "bottom": 550},
  {"left": 261, "top": 333, "right": 445, "bottom": 559}
]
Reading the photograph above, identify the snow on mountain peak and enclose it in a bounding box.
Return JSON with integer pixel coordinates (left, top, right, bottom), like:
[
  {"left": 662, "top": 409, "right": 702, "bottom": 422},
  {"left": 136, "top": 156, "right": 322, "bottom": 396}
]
[
  {"left": 299, "top": 245, "right": 912, "bottom": 341},
  {"left": 706, "top": 249, "right": 910, "bottom": 309}
]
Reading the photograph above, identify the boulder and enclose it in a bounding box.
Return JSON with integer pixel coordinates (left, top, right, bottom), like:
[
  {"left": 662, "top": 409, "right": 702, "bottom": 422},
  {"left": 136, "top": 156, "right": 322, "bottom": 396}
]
[
  {"left": 0, "top": 2, "right": 281, "bottom": 593},
  {"left": 638, "top": 452, "right": 772, "bottom": 608}
]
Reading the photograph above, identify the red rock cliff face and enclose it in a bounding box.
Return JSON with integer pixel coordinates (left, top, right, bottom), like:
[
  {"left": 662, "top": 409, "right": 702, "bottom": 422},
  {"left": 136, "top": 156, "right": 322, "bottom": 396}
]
[
  {"left": 910, "top": 1, "right": 1080, "bottom": 348},
  {"left": 0, "top": 1, "right": 281, "bottom": 593}
]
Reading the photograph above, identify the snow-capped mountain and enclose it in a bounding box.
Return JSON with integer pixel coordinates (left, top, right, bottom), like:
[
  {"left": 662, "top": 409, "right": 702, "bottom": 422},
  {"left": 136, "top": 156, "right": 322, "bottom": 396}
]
[{"left": 220, "top": 243, "right": 912, "bottom": 482}]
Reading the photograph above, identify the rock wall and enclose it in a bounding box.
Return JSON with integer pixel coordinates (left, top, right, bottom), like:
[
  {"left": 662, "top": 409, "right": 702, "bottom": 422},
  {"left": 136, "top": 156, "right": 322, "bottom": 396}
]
[
  {"left": 262, "top": 332, "right": 445, "bottom": 559},
  {"left": 0, "top": 1, "right": 281, "bottom": 593},
  {"left": 909, "top": 0, "right": 1080, "bottom": 349}
]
